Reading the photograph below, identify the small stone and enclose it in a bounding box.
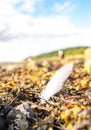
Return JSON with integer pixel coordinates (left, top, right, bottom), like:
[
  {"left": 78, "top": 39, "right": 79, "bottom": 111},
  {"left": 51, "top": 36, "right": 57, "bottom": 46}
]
[
  {"left": 0, "top": 97, "right": 3, "bottom": 103},
  {"left": 0, "top": 114, "right": 6, "bottom": 130},
  {"left": 6, "top": 103, "right": 34, "bottom": 130},
  {"left": 84, "top": 59, "right": 91, "bottom": 74},
  {"left": 86, "top": 89, "right": 91, "bottom": 100}
]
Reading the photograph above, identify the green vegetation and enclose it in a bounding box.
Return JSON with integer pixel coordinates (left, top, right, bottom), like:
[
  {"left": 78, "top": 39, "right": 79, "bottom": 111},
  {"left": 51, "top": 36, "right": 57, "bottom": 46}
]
[
  {"left": 31, "top": 46, "right": 88, "bottom": 60},
  {"left": 63, "top": 46, "right": 88, "bottom": 55}
]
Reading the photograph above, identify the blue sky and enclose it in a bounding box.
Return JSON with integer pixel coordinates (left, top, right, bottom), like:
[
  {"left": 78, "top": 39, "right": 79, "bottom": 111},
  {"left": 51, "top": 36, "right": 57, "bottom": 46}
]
[{"left": 0, "top": 0, "right": 91, "bottom": 62}]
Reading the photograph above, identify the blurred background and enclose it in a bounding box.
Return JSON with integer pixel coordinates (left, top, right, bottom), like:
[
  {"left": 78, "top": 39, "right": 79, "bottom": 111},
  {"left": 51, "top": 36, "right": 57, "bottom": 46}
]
[{"left": 0, "top": 0, "right": 91, "bottom": 62}]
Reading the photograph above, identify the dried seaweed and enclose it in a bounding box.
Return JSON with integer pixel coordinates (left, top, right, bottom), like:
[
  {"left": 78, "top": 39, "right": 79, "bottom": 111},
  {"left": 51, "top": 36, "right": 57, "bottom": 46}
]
[{"left": 0, "top": 57, "right": 91, "bottom": 130}]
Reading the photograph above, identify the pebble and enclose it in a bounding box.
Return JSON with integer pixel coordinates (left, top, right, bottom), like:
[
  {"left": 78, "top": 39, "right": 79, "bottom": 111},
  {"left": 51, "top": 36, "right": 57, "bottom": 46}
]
[{"left": 6, "top": 103, "right": 34, "bottom": 130}]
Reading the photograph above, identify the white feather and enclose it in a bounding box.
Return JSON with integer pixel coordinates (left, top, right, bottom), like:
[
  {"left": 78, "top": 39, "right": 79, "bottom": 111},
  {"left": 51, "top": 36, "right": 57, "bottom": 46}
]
[{"left": 40, "top": 63, "right": 73, "bottom": 104}]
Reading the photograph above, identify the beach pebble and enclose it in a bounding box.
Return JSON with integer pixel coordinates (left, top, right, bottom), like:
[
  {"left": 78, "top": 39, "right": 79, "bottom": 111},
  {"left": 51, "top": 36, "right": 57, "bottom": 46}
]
[
  {"left": 84, "top": 47, "right": 91, "bottom": 74},
  {"left": 6, "top": 103, "right": 34, "bottom": 130},
  {"left": 84, "top": 59, "right": 91, "bottom": 74}
]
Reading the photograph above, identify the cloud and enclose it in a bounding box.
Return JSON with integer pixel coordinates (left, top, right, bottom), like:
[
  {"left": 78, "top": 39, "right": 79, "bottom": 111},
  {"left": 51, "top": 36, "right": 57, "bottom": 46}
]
[
  {"left": 0, "top": 0, "right": 90, "bottom": 42},
  {"left": 18, "top": 0, "right": 40, "bottom": 13},
  {"left": 0, "top": 0, "right": 44, "bottom": 41},
  {"left": 0, "top": 28, "right": 91, "bottom": 62},
  {"left": 0, "top": 0, "right": 43, "bottom": 15},
  {"left": 0, "top": 0, "right": 78, "bottom": 41},
  {"left": 52, "top": 1, "right": 77, "bottom": 14},
  {"left": 0, "top": 14, "right": 76, "bottom": 41},
  {"left": 0, "top": 0, "right": 91, "bottom": 62}
]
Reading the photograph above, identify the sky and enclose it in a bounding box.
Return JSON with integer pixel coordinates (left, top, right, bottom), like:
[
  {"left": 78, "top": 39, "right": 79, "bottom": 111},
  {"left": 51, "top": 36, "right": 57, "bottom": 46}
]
[{"left": 0, "top": 0, "right": 91, "bottom": 62}]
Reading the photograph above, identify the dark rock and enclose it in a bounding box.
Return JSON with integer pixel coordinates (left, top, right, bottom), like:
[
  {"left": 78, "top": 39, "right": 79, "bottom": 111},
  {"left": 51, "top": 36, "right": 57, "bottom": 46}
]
[{"left": 6, "top": 103, "right": 34, "bottom": 130}]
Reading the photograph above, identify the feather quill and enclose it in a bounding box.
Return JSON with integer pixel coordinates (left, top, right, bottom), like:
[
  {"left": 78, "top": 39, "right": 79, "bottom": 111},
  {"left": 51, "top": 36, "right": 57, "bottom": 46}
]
[{"left": 40, "top": 63, "right": 73, "bottom": 104}]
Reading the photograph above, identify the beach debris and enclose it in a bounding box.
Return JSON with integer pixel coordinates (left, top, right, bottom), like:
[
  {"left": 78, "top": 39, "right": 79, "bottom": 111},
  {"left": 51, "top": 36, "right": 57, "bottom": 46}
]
[
  {"left": 58, "top": 50, "right": 64, "bottom": 60},
  {"left": 84, "top": 47, "right": 91, "bottom": 74},
  {"left": 0, "top": 57, "right": 91, "bottom": 130},
  {"left": 40, "top": 64, "right": 73, "bottom": 104},
  {"left": 6, "top": 103, "right": 34, "bottom": 130}
]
